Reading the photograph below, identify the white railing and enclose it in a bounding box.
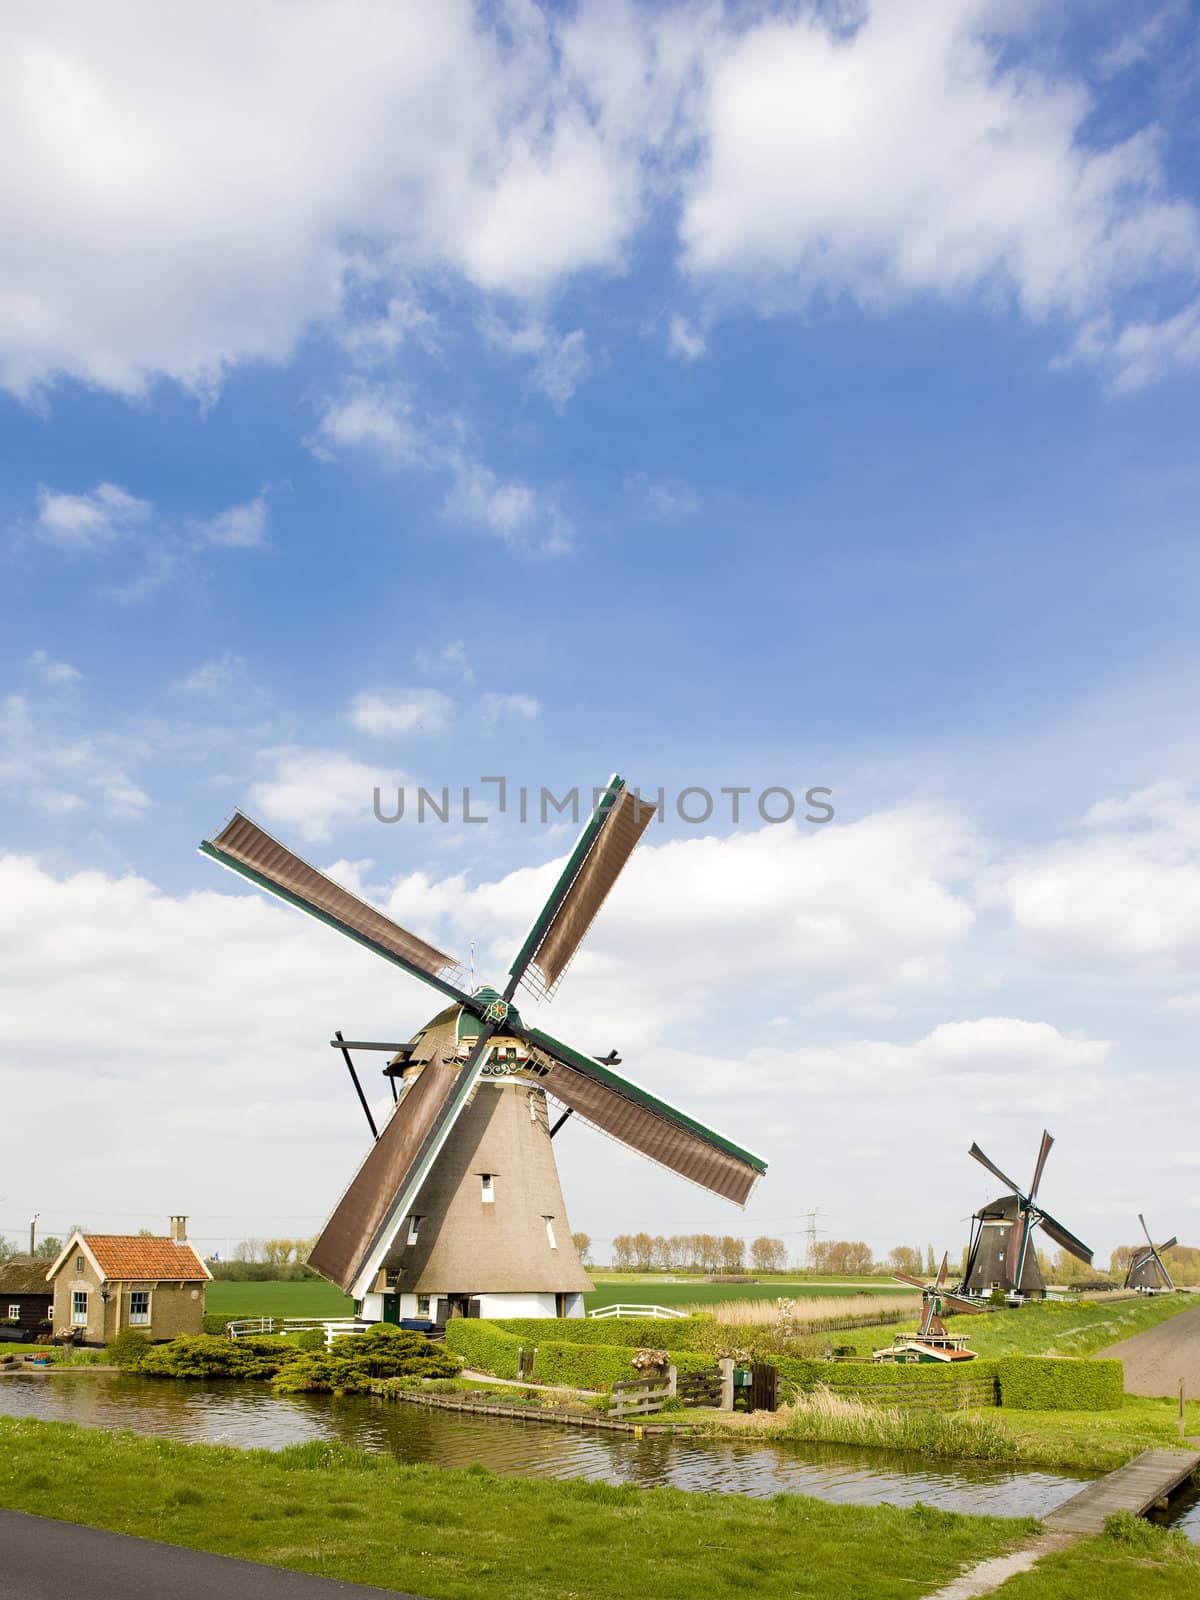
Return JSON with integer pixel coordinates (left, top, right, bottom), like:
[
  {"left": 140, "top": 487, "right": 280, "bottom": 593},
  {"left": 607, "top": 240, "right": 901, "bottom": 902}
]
[
  {"left": 589, "top": 1303, "right": 687, "bottom": 1320},
  {"left": 226, "top": 1316, "right": 371, "bottom": 1346}
]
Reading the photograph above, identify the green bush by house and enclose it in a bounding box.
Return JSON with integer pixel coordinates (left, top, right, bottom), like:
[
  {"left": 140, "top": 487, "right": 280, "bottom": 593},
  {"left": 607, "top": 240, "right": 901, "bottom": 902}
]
[
  {"left": 139, "top": 1335, "right": 303, "bottom": 1380},
  {"left": 274, "top": 1327, "right": 462, "bottom": 1395}
]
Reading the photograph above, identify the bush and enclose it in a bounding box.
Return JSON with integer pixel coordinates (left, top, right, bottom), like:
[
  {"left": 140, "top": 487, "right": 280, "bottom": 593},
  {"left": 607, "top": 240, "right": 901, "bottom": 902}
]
[
  {"left": 445, "top": 1319, "right": 715, "bottom": 1391},
  {"left": 996, "top": 1355, "right": 1123, "bottom": 1411},
  {"left": 293, "top": 1328, "right": 326, "bottom": 1352},
  {"left": 106, "top": 1329, "right": 152, "bottom": 1370},
  {"left": 272, "top": 1327, "right": 462, "bottom": 1395},
  {"left": 443, "top": 1320, "right": 522, "bottom": 1379},
  {"left": 139, "top": 1335, "right": 304, "bottom": 1381}
]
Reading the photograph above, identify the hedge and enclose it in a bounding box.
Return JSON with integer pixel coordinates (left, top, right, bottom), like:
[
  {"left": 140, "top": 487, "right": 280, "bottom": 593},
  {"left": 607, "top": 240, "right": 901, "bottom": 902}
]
[
  {"left": 445, "top": 1320, "right": 714, "bottom": 1391},
  {"left": 493, "top": 1317, "right": 711, "bottom": 1352},
  {"left": 996, "top": 1356, "right": 1123, "bottom": 1411},
  {"left": 443, "top": 1321, "right": 521, "bottom": 1379}
]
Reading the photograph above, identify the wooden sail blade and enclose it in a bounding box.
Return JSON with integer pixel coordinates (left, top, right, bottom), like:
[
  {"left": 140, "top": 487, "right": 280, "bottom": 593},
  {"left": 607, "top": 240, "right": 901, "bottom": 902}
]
[
  {"left": 934, "top": 1251, "right": 949, "bottom": 1290},
  {"left": 507, "top": 777, "right": 656, "bottom": 1002},
  {"left": 1158, "top": 1236, "right": 1178, "bottom": 1254},
  {"left": 308, "top": 1015, "right": 498, "bottom": 1295},
  {"left": 525, "top": 1028, "right": 766, "bottom": 1205},
  {"left": 1138, "top": 1212, "right": 1156, "bottom": 1251},
  {"left": 941, "top": 1291, "right": 988, "bottom": 1316},
  {"left": 1006, "top": 1214, "right": 1030, "bottom": 1285},
  {"left": 1037, "top": 1210, "right": 1093, "bottom": 1265},
  {"left": 1029, "top": 1129, "right": 1054, "bottom": 1201},
  {"left": 967, "top": 1141, "right": 1023, "bottom": 1198},
  {"left": 201, "top": 811, "right": 472, "bottom": 1007},
  {"left": 890, "top": 1272, "right": 930, "bottom": 1291}
]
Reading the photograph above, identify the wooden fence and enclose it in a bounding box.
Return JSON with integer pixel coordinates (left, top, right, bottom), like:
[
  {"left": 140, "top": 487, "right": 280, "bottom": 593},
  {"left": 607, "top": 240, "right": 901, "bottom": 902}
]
[{"left": 610, "top": 1368, "right": 677, "bottom": 1417}]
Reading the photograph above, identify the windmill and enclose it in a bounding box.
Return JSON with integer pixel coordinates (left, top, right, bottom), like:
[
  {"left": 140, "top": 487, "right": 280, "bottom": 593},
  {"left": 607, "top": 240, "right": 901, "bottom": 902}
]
[
  {"left": 961, "top": 1130, "right": 1092, "bottom": 1301},
  {"left": 200, "top": 775, "right": 766, "bottom": 1325},
  {"left": 876, "top": 1252, "right": 986, "bottom": 1363},
  {"left": 1124, "top": 1215, "right": 1176, "bottom": 1293}
]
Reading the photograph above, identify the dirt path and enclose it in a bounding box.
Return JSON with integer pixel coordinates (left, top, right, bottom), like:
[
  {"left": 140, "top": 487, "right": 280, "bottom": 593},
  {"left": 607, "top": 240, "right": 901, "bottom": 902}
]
[{"left": 1099, "top": 1303, "right": 1200, "bottom": 1399}]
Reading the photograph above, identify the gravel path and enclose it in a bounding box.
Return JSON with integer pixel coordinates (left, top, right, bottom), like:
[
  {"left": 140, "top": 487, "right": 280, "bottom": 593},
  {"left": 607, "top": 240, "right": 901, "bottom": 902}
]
[{"left": 1098, "top": 1303, "right": 1200, "bottom": 1399}]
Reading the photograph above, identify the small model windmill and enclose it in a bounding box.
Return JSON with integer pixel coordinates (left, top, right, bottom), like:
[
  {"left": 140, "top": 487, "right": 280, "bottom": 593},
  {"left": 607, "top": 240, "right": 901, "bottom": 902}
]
[
  {"left": 961, "top": 1130, "right": 1092, "bottom": 1301},
  {"left": 1124, "top": 1215, "right": 1176, "bottom": 1293},
  {"left": 201, "top": 775, "right": 766, "bottom": 1323},
  {"left": 875, "top": 1253, "right": 986, "bottom": 1363}
]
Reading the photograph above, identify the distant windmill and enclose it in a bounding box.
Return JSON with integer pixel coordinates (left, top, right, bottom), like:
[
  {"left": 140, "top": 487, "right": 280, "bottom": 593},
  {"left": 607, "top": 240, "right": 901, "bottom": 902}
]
[
  {"left": 201, "top": 775, "right": 766, "bottom": 1325},
  {"left": 1124, "top": 1214, "right": 1176, "bottom": 1293},
  {"left": 961, "top": 1130, "right": 1092, "bottom": 1301}
]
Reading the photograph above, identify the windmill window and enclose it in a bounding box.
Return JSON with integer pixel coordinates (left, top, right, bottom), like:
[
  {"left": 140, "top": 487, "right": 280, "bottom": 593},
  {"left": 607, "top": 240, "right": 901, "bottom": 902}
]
[
  {"left": 543, "top": 1216, "right": 557, "bottom": 1249},
  {"left": 481, "top": 1174, "right": 494, "bottom": 1204},
  {"left": 407, "top": 1216, "right": 422, "bottom": 1245}
]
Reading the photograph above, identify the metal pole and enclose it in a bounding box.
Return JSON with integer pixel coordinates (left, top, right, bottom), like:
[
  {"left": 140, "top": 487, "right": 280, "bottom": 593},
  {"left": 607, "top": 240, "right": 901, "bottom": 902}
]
[
  {"left": 335, "top": 1031, "right": 378, "bottom": 1140},
  {"left": 29, "top": 1214, "right": 38, "bottom": 1257}
]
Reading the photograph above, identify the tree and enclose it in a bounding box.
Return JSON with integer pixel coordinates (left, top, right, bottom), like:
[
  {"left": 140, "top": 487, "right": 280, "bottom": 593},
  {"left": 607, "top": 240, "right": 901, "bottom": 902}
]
[
  {"left": 750, "top": 1236, "right": 787, "bottom": 1273},
  {"left": 720, "top": 1235, "right": 745, "bottom": 1273},
  {"left": 631, "top": 1232, "right": 655, "bottom": 1272},
  {"left": 0, "top": 1238, "right": 14, "bottom": 1265},
  {"left": 926, "top": 1244, "right": 937, "bottom": 1276},
  {"left": 34, "top": 1236, "right": 62, "bottom": 1261},
  {"left": 813, "top": 1240, "right": 874, "bottom": 1275},
  {"left": 888, "top": 1245, "right": 922, "bottom": 1278},
  {"left": 571, "top": 1231, "right": 592, "bottom": 1265},
  {"left": 611, "top": 1234, "right": 633, "bottom": 1271},
  {"left": 234, "top": 1238, "right": 263, "bottom": 1263}
]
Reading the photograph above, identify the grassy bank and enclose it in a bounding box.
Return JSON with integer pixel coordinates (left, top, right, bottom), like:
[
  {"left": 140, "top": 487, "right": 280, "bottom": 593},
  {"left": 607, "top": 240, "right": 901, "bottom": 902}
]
[
  {"left": 0, "top": 1416, "right": 1032, "bottom": 1600},
  {"left": 988, "top": 1515, "right": 1200, "bottom": 1598},
  {"left": 203, "top": 1279, "right": 354, "bottom": 1321}
]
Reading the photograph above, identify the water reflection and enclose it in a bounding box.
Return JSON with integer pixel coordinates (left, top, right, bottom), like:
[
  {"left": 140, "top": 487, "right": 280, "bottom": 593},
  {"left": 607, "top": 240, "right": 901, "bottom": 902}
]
[{"left": 0, "top": 1372, "right": 1088, "bottom": 1520}]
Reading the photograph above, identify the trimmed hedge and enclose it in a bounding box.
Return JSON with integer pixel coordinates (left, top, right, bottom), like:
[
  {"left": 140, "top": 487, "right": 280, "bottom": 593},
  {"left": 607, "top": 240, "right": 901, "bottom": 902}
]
[
  {"left": 443, "top": 1321, "right": 521, "bottom": 1379},
  {"left": 996, "top": 1355, "right": 1123, "bottom": 1411},
  {"left": 445, "top": 1320, "right": 713, "bottom": 1391},
  {"left": 493, "top": 1316, "right": 711, "bottom": 1352}
]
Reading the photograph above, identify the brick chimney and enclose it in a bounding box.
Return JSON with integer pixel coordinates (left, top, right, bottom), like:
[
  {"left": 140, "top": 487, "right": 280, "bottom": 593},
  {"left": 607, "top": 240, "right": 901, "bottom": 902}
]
[{"left": 169, "top": 1216, "right": 188, "bottom": 1243}]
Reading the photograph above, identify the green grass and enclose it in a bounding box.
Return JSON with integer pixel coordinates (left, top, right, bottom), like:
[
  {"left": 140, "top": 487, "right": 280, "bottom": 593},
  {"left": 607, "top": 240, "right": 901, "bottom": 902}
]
[
  {"left": 942, "top": 1294, "right": 1196, "bottom": 1359},
  {"left": 0, "top": 1417, "right": 1033, "bottom": 1600},
  {"left": 204, "top": 1279, "right": 354, "bottom": 1321},
  {"left": 995, "top": 1396, "right": 1200, "bottom": 1471},
  {"left": 583, "top": 1278, "right": 917, "bottom": 1311},
  {"left": 986, "top": 1517, "right": 1200, "bottom": 1598}
]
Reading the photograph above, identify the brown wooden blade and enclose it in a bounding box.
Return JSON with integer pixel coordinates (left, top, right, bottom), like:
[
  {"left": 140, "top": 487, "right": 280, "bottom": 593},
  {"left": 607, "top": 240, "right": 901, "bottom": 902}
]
[
  {"left": 1029, "top": 1129, "right": 1054, "bottom": 1201},
  {"left": 968, "top": 1141, "right": 1023, "bottom": 1196}
]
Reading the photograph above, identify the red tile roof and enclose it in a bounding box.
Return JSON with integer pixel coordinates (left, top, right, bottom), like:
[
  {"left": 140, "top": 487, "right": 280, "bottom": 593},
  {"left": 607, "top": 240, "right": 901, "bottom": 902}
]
[{"left": 79, "top": 1236, "right": 209, "bottom": 1281}]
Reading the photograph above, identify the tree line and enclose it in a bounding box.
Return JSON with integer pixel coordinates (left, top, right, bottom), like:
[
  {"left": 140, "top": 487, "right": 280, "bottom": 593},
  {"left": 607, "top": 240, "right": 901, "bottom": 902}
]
[{"left": 608, "top": 1234, "right": 790, "bottom": 1272}]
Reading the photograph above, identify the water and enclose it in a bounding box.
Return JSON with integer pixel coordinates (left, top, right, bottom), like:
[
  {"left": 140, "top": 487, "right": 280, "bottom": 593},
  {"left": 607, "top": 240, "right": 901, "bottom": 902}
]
[{"left": 0, "top": 1372, "right": 1087, "bottom": 1519}]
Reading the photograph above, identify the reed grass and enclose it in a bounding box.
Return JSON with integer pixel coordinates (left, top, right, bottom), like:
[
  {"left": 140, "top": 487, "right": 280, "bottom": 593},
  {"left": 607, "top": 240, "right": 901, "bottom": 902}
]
[
  {"left": 764, "top": 1385, "right": 1017, "bottom": 1460},
  {"left": 689, "top": 1294, "right": 923, "bottom": 1328}
]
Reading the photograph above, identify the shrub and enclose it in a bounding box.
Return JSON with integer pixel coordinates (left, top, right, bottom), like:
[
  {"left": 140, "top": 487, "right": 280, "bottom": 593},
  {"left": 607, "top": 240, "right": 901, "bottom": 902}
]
[
  {"left": 273, "top": 1327, "right": 462, "bottom": 1395},
  {"left": 446, "top": 1320, "right": 714, "bottom": 1391},
  {"left": 443, "top": 1320, "right": 522, "bottom": 1379},
  {"left": 996, "top": 1356, "right": 1123, "bottom": 1411},
  {"left": 139, "top": 1335, "right": 303, "bottom": 1381},
  {"left": 292, "top": 1328, "right": 326, "bottom": 1352},
  {"left": 106, "top": 1329, "right": 152, "bottom": 1370}
]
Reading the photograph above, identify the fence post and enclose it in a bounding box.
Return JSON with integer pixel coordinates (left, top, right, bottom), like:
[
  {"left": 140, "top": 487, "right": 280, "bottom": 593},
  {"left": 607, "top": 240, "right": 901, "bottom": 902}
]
[
  {"left": 719, "top": 1358, "right": 734, "bottom": 1412},
  {"left": 667, "top": 1363, "right": 677, "bottom": 1400}
]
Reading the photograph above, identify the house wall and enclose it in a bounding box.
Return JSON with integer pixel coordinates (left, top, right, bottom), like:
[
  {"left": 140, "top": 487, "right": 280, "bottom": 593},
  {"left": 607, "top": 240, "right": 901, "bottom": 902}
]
[
  {"left": 0, "top": 1293, "right": 52, "bottom": 1339},
  {"left": 50, "top": 1254, "right": 205, "bottom": 1344}
]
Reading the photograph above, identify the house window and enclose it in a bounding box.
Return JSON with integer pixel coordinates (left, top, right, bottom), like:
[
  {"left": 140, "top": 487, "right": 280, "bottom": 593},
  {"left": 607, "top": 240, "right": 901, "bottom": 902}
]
[
  {"left": 75, "top": 1256, "right": 85, "bottom": 1276},
  {"left": 129, "top": 1291, "right": 151, "bottom": 1326},
  {"left": 6, "top": 1305, "right": 19, "bottom": 1321},
  {"left": 407, "top": 1216, "right": 422, "bottom": 1245},
  {"left": 71, "top": 1291, "right": 88, "bottom": 1326},
  {"left": 480, "top": 1174, "right": 494, "bottom": 1203},
  {"left": 416, "top": 1294, "right": 431, "bottom": 1317},
  {"left": 544, "top": 1215, "right": 557, "bottom": 1249}
]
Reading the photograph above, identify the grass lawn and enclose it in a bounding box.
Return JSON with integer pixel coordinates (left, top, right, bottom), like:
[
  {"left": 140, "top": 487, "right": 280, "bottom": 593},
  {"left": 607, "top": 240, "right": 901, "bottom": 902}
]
[
  {"left": 204, "top": 1279, "right": 354, "bottom": 1321},
  {"left": 996, "top": 1396, "right": 1200, "bottom": 1471},
  {"left": 943, "top": 1294, "right": 1197, "bottom": 1360},
  {"left": 988, "top": 1520, "right": 1200, "bottom": 1599},
  {"left": 0, "top": 1417, "right": 1034, "bottom": 1600},
  {"left": 583, "top": 1277, "right": 916, "bottom": 1310}
]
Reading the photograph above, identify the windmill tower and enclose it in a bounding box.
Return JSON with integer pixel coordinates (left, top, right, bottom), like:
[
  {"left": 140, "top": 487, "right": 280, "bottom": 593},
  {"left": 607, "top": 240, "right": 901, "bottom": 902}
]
[
  {"left": 877, "top": 1252, "right": 986, "bottom": 1362},
  {"left": 201, "top": 775, "right": 766, "bottom": 1324},
  {"left": 961, "top": 1130, "right": 1092, "bottom": 1301},
  {"left": 1124, "top": 1215, "right": 1176, "bottom": 1293}
]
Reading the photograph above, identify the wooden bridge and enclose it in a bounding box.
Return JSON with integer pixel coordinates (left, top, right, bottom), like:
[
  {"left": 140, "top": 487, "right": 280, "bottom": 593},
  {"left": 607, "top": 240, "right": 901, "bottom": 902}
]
[{"left": 1044, "top": 1447, "right": 1200, "bottom": 1534}]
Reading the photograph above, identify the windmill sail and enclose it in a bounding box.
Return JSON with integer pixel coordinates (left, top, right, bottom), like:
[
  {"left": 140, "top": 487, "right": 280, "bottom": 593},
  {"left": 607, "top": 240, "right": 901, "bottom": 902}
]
[
  {"left": 1037, "top": 1211, "right": 1093, "bottom": 1265},
  {"left": 526, "top": 1029, "right": 765, "bottom": 1204},
  {"left": 508, "top": 777, "right": 656, "bottom": 1001},
  {"left": 201, "top": 812, "right": 471, "bottom": 1006}
]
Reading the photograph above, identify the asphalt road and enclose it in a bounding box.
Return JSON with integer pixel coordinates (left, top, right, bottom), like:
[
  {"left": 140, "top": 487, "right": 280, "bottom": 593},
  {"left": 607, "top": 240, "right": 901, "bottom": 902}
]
[
  {"left": 0, "top": 1510, "right": 423, "bottom": 1600},
  {"left": 1099, "top": 1302, "right": 1200, "bottom": 1400}
]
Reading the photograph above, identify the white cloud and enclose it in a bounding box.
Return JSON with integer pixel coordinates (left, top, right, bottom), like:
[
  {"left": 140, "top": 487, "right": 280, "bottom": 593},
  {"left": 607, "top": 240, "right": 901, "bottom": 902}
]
[
  {"left": 1059, "top": 301, "right": 1200, "bottom": 394},
  {"left": 0, "top": 691, "right": 151, "bottom": 819},
  {"left": 27, "top": 648, "right": 81, "bottom": 685},
  {"left": 667, "top": 314, "right": 707, "bottom": 362},
  {"left": 480, "top": 692, "right": 541, "bottom": 723},
  {"left": 415, "top": 639, "right": 474, "bottom": 684},
  {"left": 172, "top": 653, "right": 247, "bottom": 695},
  {"left": 33, "top": 483, "right": 151, "bottom": 552},
  {"left": 247, "top": 746, "right": 405, "bottom": 841},
  {"left": 638, "top": 476, "right": 700, "bottom": 521},
  {"left": 678, "top": 2, "right": 1200, "bottom": 352},
  {"left": 192, "top": 494, "right": 268, "bottom": 549},
  {"left": 481, "top": 316, "right": 592, "bottom": 409},
  {"left": 441, "top": 456, "right": 571, "bottom": 554},
  {"left": 349, "top": 689, "right": 452, "bottom": 738}
]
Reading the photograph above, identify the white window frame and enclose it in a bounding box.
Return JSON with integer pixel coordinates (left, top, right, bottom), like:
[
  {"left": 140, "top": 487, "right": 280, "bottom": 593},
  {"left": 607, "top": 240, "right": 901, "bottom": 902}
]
[
  {"left": 6, "top": 1304, "right": 19, "bottom": 1321},
  {"left": 544, "top": 1215, "right": 557, "bottom": 1249},
  {"left": 75, "top": 1256, "right": 85, "bottom": 1276},
  {"left": 480, "top": 1173, "right": 494, "bottom": 1204},
  {"left": 407, "top": 1215, "right": 422, "bottom": 1245},
  {"left": 71, "top": 1291, "right": 88, "bottom": 1326},
  {"left": 416, "top": 1293, "right": 431, "bottom": 1317},
  {"left": 129, "top": 1289, "right": 151, "bottom": 1326}
]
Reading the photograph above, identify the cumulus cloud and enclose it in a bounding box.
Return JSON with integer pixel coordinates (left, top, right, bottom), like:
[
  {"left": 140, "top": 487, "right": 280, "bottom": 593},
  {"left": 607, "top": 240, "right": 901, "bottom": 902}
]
[
  {"left": 667, "top": 314, "right": 707, "bottom": 362},
  {"left": 247, "top": 747, "right": 407, "bottom": 841},
  {"left": 415, "top": 639, "right": 474, "bottom": 684},
  {"left": 481, "top": 315, "right": 592, "bottom": 409},
  {"left": 480, "top": 692, "right": 541, "bottom": 723},
  {"left": 0, "top": 692, "right": 151, "bottom": 819},
  {"left": 171, "top": 653, "right": 247, "bottom": 696},
  {"left": 192, "top": 494, "right": 269, "bottom": 549},
  {"left": 27, "top": 648, "right": 81, "bottom": 685},
  {"left": 33, "top": 483, "right": 150, "bottom": 552},
  {"left": 349, "top": 689, "right": 452, "bottom": 738}
]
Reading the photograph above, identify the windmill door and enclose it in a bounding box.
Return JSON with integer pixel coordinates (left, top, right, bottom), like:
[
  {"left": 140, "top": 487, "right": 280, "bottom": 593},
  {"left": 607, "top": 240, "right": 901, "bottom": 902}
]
[{"left": 445, "top": 1295, "right": 482, "bottom": 1320}]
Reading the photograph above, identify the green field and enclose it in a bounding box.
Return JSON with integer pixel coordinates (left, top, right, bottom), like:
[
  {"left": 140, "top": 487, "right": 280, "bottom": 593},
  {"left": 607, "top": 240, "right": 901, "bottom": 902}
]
[
  {"left": 0, "top": 1416, "right": 1033, "bottom": 1600},
  {"left": 583, "top": 1276, "right": 916, "bottom": 1310},
  {"left": 205, "top": 1279, "right": 354, "bottom": 1321}
]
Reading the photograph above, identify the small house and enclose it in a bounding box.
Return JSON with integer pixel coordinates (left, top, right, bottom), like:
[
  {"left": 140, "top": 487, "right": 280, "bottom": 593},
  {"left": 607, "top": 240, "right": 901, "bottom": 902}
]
[
  {"left": 0, "top": 1257, "right": 54, "bottom": 1342},
  {"left": 45, "top": 1217, "right": 210, "bottom": 1345}
]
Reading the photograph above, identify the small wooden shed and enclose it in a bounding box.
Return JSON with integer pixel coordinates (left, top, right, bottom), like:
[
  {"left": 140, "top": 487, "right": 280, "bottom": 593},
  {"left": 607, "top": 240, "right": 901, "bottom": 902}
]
[{"left": 0, "top": 1257, "right": 53, "bottom": 1341}]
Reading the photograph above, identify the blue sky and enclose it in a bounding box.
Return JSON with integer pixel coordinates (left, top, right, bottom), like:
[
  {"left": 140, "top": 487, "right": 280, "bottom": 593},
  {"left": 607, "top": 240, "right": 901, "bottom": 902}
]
[{"left": 2, "top": 0, "right": 1200, "bottom": 1269}]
